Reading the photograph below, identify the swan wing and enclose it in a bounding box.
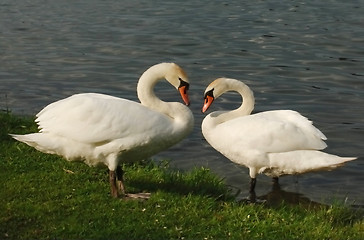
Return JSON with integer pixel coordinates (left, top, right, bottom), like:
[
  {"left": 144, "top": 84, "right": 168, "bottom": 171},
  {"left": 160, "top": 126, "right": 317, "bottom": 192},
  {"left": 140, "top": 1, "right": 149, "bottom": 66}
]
[
  {"left": 211, "top": 110, "right": 327, "bottom": 154},
  {"left": 257, "top": 110, "right": 327, "bottom": 140},
  {"left": 36, "top": 93, "right": 173, "bottom": 144}
]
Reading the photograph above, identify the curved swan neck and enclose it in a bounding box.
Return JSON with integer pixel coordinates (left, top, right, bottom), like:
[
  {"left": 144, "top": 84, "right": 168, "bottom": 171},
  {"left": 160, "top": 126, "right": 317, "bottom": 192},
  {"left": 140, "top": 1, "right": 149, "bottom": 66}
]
[
  {"left": 234, "top": 80, "right": 255, "bottom": 116},
  {"left": 136, "top": 63, "right": 191, "bottom": 122},
  {"left": 215, "top": 79, "right": 255, "bottom": 122},
  {"left": 137, "top": 63, "right": 170, "bottom": 107}
]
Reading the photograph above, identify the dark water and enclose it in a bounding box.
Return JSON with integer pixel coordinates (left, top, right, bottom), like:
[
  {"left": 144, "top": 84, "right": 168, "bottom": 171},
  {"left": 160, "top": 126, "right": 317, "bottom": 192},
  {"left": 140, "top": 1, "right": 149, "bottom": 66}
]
[{"left": 1, "top": 0, "right": 364, "bottom": 205}]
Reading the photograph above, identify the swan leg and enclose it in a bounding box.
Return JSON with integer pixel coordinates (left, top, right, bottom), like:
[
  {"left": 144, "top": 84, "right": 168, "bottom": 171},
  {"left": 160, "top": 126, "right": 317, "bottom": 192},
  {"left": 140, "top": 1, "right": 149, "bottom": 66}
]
[
  {"left": 109, "top": 170, "right": 119, "bottom": 198},
  {"left": 249, "top": 178, "right": 257, "bottom": 193},
  {"left": 116, "top": 166, "right": 151, "bottom": 200},
  {"left": 272, "top": 177, "right": 279, "bottom": 184},
  {"left": 116, "top": 166, "right": 126, "bottom": 195},
  {"left": 238, "top": 178, "right": 257, "bottom": 203},
  {"left": 247, "top": 178, "right": 267, "bottom": 204},
  {"left": 248, "top": 178, "right": 257, "bottom": 202},
  {"left": 110, "top": 166, "right": 150, "bottom": 200},
  {"left": 271, "top": 177, "right": 281, "bottom": 192}
]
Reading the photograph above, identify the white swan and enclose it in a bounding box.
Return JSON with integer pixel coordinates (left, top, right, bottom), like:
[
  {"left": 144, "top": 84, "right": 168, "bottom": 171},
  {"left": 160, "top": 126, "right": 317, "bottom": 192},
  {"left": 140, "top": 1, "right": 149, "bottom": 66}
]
[
  {"left": 201, "top": 78, "right": 356, "bottom": 199},
  {"left": 12, "top": 63, "right": 194, "bottom": 198}
]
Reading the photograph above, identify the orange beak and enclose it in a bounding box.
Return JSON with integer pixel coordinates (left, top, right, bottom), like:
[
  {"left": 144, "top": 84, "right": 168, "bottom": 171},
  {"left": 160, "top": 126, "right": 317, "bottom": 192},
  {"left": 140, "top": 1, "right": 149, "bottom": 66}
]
[
  {"left": 179, "top": 85, "right": 190, "bottom": 106},
  {"left": 202, "top": 95, "right": 214, "bottom": 113}
]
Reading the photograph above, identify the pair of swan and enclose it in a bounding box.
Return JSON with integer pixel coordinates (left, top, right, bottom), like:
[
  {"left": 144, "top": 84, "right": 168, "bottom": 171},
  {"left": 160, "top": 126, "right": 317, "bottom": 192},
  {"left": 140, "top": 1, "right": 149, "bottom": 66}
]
[{"left": 12, "top": 63, "right": 356, "bottom": 199}]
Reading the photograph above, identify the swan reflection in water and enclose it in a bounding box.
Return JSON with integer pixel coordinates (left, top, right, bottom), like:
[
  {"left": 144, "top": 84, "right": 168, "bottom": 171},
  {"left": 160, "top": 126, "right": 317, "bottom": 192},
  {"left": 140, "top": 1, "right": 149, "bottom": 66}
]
[{"left": 238, "top": 178, "right": 323, "bottom": 207}]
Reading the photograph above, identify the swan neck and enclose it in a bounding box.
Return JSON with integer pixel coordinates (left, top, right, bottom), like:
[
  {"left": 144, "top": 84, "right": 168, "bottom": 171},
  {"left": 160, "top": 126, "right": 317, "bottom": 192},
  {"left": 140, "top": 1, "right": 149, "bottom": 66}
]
[
  {"left": 218, "top": 81, "right": 255, "bottom": 122},
  {"left": 236, "top": 82, "right": 255, "bottom": 116},
  {"left": 137, "top": 64, "right": 168, "bottom": 107},
  {"left": 136, "top": 63, "right": 188, "bottom": 121}
]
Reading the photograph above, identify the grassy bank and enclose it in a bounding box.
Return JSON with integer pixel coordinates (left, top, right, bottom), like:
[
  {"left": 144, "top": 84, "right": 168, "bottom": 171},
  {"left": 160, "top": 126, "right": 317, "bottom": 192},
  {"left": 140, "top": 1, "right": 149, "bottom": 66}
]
[{"left": 1, "top": 112, "right": 363, "bottom": 239}]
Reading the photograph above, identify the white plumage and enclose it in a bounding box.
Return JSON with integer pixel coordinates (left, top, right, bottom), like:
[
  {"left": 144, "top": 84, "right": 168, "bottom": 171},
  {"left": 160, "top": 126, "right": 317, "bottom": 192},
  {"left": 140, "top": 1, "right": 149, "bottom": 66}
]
[
  {"left": 12, "top": 63, "right": 194, "bottom": 198},
  {"left": 201, "top": 78, "right": 356, "bottom": 197}
]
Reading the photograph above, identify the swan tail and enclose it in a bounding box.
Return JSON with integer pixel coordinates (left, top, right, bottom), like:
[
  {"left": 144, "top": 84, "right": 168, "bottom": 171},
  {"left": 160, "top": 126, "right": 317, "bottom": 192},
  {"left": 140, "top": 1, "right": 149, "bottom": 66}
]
[
  {"left": 11, "top": 133, "right": 59, "bottom": 155},
  {"left": 264, "top": 151, "right": 356, "bottom": 176}
]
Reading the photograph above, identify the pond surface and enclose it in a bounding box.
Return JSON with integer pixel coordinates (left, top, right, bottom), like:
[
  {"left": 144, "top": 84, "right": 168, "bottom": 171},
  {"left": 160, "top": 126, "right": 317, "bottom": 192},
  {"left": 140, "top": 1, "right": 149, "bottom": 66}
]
[{"left": 1, "top": 0, "right": 363, "bottom": 205}]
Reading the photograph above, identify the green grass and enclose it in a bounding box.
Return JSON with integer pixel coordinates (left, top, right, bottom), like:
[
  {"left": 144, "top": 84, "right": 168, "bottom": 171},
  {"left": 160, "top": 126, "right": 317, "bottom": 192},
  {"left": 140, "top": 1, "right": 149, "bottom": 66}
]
[{"left": 1, "top": 111, "right": 363, "bottom": 239}]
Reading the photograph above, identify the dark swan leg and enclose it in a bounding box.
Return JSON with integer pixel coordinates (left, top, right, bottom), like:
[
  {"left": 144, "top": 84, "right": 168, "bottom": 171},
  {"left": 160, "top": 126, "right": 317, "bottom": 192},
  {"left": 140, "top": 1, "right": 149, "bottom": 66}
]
[
  {"left": 109, "top": 167, "right": 125, "bottom": 198},
  {"left": 272, "top": 177, "right": 280, "bottom": 191},
  {"left": 272, "top": 177, "right": 279, "bottom": 184},
  {"left": 238, "top": 178, "right": 265, "bottom": 204},
  {"left": 113, "top": 165, "right": 151, "bottom": 200},
  {"left": 247, "top": 178, "right": 257, "bottom": 202},
  {"left": 109, "top": 170, "right": 119, "bottom": 198},
  {"left": 116, "top": 166, "right": 126, "bottom": 195},
  {"left": 249, "top": 178, "right": 257, "bottom": 193}
]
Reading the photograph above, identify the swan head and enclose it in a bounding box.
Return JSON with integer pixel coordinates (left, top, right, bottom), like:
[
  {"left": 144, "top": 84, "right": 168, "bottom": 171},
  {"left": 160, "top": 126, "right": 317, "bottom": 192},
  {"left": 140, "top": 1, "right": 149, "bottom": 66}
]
[
  {"left": 138, "top": 63, "right": 191, "bottom": 106},
  {"left": 202, "top": 78, "right": 226, "bottom": 113},
  {"left": 165, "top": 63, "right": 190, "bottom": 106},
  {"left": 202, "top": 78, "right": 255, "bottom": 114}
]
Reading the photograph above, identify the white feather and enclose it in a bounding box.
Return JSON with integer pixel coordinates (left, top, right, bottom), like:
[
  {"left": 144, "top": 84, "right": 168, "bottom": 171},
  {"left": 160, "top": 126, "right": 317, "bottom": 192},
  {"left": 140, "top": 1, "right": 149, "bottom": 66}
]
[
  {"left": 12, "top": 63, "right": 194, "bottom": 171},
  {"left": 201, "top": 78, "right": 356, "bottom": 182}
]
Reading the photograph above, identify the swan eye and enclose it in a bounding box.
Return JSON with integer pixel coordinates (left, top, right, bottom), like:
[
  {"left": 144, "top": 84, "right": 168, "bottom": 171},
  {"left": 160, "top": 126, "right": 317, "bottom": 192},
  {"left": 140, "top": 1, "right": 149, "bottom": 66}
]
[
  {"left": 178, "top": 79, "right": 189, "bottom": 91},
  {"left": 204, "top": 88, "right": 214, "bottom": 99}
]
